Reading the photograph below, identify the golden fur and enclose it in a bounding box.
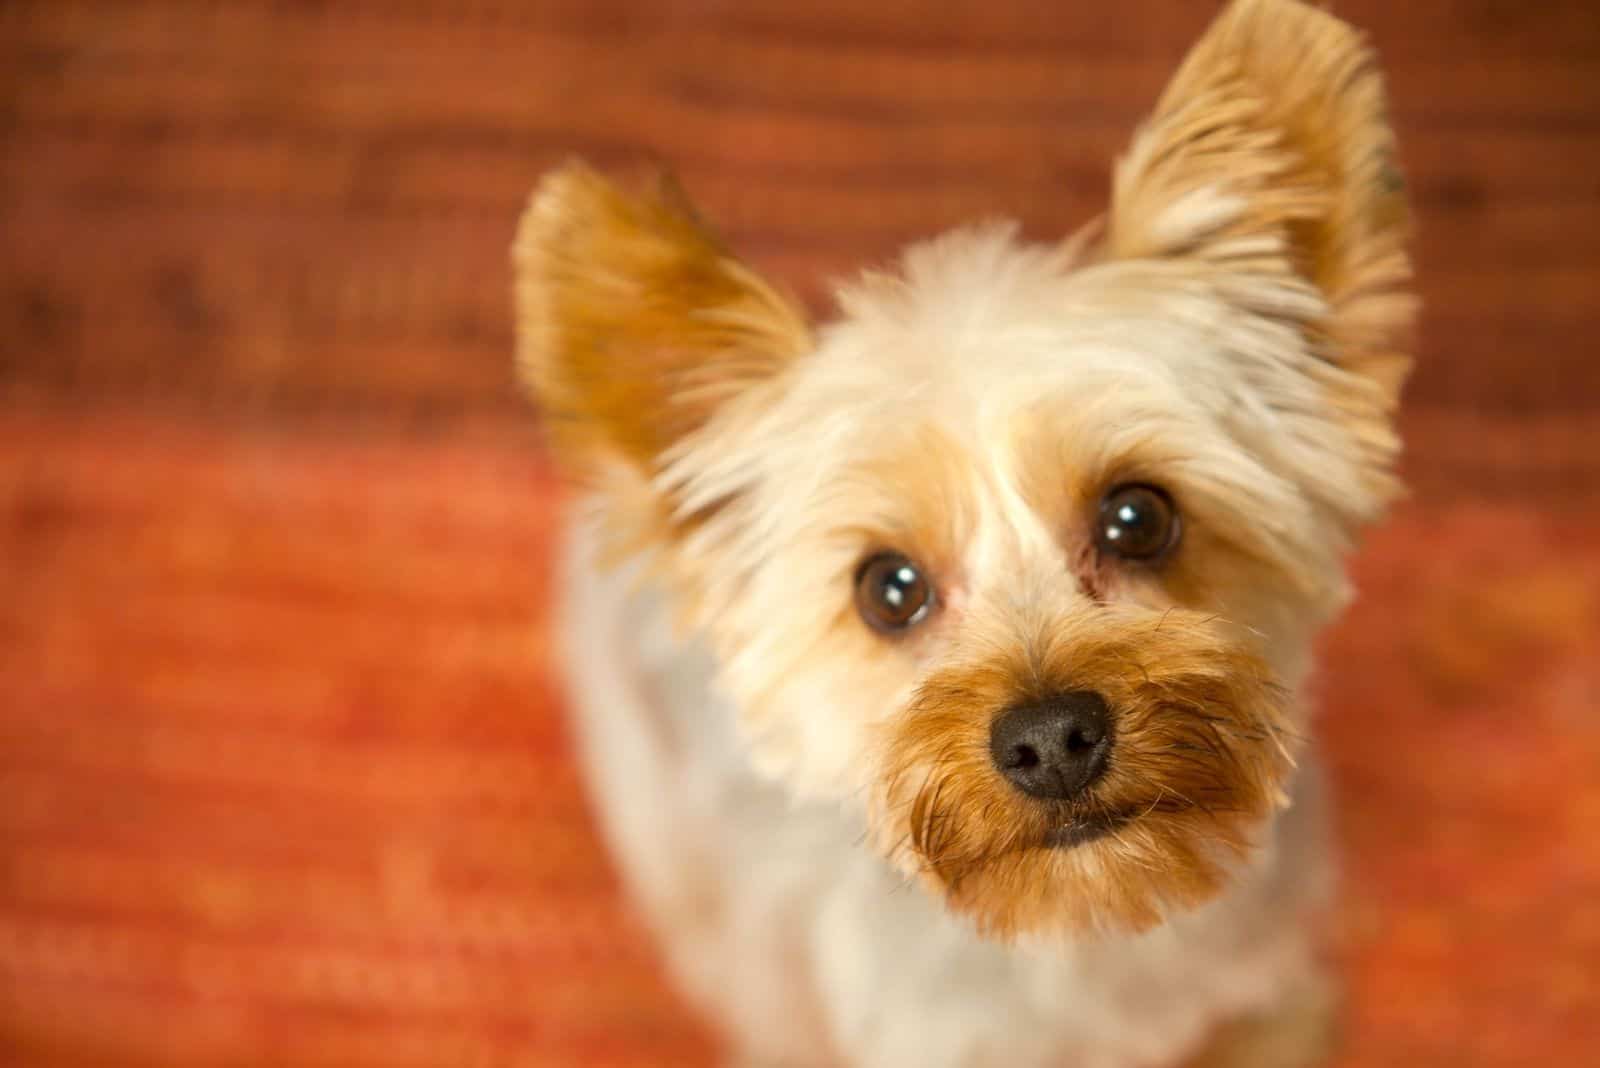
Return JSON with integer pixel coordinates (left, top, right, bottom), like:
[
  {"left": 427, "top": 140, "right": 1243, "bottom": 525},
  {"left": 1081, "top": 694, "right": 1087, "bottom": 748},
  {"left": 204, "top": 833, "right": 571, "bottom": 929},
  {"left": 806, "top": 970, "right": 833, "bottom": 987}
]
[
  {"left": 513, "top": 165, "right": 810, "bottom": 472},
  {"left": 881, "top": 607, "right": 1292, "bottom": 937}
]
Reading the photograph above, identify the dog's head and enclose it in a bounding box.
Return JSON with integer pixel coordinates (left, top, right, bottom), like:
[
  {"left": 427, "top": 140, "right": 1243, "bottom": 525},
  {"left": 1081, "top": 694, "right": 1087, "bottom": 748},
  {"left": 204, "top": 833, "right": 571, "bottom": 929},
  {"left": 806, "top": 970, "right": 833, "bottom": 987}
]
[{"left": 514, "top": 0, "right": 1413, "bottom": 939}]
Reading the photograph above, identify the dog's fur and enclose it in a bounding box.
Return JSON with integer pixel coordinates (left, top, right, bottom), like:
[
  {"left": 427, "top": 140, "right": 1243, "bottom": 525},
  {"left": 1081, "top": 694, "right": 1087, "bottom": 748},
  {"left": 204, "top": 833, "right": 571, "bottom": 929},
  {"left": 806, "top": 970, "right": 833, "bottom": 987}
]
[{"left": 512, "top": 0, "right": 1414, "bottom": 1063}]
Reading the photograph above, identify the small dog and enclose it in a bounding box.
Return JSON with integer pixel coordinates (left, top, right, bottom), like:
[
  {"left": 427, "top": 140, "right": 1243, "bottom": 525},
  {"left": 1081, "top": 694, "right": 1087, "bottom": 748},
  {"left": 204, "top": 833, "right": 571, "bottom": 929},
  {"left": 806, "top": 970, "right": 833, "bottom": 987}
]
[{"left": 512, "top": 0, "right": 1413, "bottom": 1063}]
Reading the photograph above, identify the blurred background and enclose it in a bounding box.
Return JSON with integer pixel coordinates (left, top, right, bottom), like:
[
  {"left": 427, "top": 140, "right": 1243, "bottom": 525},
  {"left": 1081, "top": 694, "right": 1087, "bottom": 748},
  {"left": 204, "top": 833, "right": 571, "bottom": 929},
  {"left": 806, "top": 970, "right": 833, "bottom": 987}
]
[{"left": 1, "top": 1, "right": 1597, "bottom": 1065}]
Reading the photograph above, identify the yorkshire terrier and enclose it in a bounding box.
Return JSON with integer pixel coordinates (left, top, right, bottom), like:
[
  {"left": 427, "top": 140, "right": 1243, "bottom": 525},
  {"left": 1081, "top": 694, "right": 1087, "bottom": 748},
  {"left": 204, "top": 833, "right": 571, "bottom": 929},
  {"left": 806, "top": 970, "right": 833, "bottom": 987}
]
[{"left": 512, "top": 0, "right": 1413, "bottom": 1063}]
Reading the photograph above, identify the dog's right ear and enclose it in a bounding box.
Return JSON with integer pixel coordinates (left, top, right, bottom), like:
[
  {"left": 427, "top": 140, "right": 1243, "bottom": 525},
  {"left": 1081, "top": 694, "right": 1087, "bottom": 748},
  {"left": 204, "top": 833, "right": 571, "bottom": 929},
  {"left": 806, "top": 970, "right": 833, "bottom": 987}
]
[
  {"left": 1103, "top": 0, "right": 1415, "bottom": 521},
  {"left": 512, "top": 163, "right": 811, "bottom": 482}
]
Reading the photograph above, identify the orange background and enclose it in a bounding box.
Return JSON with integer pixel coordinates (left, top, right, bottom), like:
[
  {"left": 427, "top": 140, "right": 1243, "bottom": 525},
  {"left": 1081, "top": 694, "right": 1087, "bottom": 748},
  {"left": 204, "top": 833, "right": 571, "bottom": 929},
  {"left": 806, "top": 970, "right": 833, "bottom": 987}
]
[{"left": 2, "top": 2, "right": 1598, "bottom": 1064}]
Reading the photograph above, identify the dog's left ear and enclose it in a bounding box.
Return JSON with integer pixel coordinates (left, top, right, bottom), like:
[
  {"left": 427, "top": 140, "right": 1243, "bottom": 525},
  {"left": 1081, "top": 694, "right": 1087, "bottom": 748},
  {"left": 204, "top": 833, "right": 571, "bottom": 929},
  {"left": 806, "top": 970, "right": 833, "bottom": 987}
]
[
  {"left": 1108, "top": 0, "right": 1414, "bottom": 407},
  {"left": 513, "top": 162, "right": 811, "bottom": 481}
]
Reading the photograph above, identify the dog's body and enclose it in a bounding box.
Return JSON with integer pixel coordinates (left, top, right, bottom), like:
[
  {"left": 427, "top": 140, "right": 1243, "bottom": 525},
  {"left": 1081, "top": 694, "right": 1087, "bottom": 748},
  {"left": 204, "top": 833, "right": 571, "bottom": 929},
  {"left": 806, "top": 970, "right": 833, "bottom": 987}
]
[{"left": 515, "top": 1, "right": 1414, "bottom": 1064}]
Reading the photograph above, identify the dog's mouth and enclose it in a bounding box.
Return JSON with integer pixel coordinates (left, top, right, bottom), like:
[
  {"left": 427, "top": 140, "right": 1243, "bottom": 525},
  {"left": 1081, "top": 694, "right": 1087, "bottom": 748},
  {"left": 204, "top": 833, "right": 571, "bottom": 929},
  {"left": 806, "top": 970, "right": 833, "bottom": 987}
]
[
  {"left": 1040, "top": 789, "right": 1215, "bottom": 850},
  {"left": 1041, "top": 809, "right": 1134, "bottom": 850}
]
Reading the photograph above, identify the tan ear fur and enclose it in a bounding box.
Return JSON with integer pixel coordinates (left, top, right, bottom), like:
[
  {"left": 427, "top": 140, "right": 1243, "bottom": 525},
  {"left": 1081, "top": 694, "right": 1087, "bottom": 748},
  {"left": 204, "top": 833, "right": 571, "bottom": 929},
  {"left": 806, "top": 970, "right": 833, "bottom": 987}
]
[
  {"left": 1109, "top": 0, "right": 1415, "bottom": 402},
  {"left": 512, "top": 162, "right": 811, "bottom": 475}
]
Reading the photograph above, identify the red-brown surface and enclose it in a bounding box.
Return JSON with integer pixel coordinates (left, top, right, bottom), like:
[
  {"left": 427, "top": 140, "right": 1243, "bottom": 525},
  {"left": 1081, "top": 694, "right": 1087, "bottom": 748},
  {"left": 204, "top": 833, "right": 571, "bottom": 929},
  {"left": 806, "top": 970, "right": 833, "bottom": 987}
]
[{"left": 2, "top": 1, "right": 1598, "bottom": 1065}]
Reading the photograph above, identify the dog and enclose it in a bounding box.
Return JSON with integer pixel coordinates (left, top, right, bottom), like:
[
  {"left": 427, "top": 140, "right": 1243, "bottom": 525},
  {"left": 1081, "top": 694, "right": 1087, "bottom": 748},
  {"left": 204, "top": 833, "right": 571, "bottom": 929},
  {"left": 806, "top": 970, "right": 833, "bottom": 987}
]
[{"left": 511, "top": 0, "right": 1413, "bottom": 1063}]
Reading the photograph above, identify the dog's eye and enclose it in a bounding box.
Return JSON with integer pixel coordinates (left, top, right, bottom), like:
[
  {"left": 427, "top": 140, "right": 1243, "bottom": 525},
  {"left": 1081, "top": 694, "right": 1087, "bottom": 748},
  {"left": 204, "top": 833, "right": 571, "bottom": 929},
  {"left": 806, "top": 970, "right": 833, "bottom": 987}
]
[
  {"left": 1096, "top": 484, "right": 1180, "bottom": 562},
  {"left": 854, "top": 552, "right": 934, "bottom": 634}
]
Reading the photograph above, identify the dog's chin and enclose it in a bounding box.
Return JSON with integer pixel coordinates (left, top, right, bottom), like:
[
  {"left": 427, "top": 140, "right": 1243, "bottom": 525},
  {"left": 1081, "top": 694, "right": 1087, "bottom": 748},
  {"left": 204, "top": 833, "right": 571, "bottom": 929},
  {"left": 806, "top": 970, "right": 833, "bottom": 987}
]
[{"left": 921, "top": 808, "right": 1265, "bottom": 941}]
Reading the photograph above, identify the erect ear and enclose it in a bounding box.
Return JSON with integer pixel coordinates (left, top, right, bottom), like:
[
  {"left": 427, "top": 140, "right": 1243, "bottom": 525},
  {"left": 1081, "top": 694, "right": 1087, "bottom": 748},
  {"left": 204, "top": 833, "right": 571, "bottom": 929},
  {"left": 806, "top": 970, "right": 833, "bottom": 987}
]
[
  {"left": 1108, "top": 0, "right": 1414, "bottom": 403},
  {"left": 512, "top": 162, "right": 810, "bottom": 479}
]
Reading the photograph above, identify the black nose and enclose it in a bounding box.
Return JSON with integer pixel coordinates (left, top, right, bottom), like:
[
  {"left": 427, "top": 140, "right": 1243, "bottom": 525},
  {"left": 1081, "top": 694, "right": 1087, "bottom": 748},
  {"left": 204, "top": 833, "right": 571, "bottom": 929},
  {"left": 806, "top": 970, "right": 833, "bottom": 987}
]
[{"left": 989, "top": 691, "right": 1113, "bottom": 802}]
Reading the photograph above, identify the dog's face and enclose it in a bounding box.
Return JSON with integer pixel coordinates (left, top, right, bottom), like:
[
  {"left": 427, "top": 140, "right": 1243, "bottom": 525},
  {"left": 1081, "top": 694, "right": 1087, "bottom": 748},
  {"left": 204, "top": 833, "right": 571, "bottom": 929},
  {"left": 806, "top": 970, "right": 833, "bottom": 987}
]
[{"left": 515, "top": 0, "right": 1414, "bottom": 939}]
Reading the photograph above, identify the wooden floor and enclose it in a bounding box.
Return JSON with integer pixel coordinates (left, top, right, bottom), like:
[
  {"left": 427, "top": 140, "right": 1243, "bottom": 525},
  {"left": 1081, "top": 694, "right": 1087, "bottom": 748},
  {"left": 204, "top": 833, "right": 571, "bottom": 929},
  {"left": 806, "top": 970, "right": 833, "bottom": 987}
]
[{"left": 2, "top": 1, "right": 1598, "bottom": 1064}]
